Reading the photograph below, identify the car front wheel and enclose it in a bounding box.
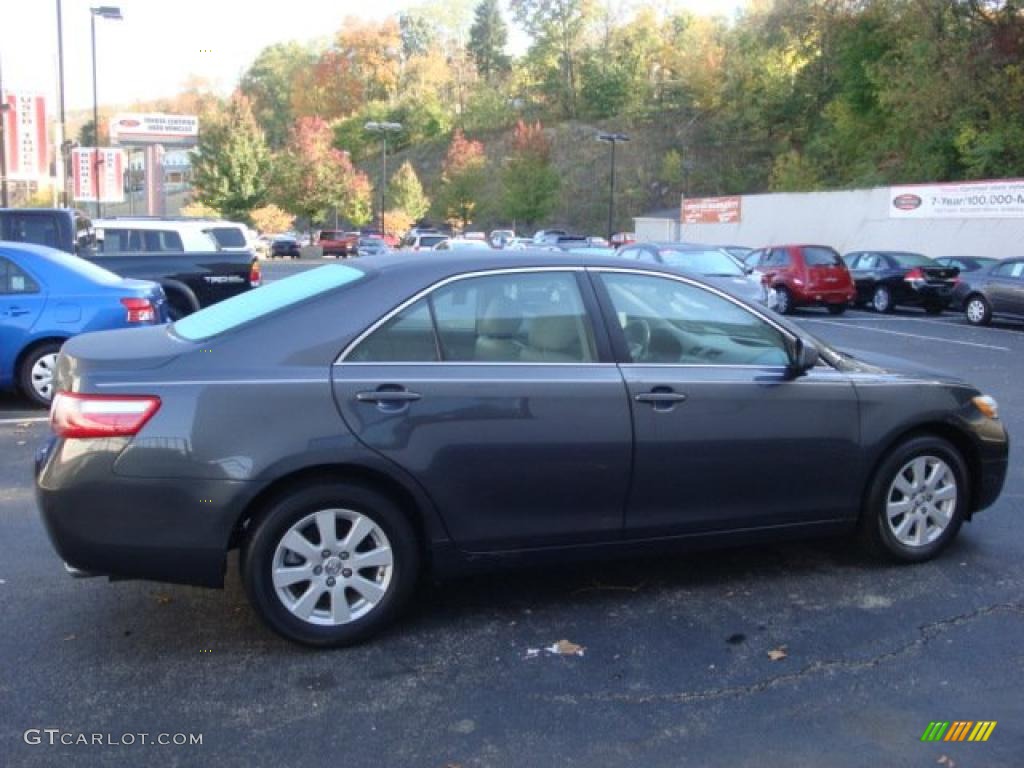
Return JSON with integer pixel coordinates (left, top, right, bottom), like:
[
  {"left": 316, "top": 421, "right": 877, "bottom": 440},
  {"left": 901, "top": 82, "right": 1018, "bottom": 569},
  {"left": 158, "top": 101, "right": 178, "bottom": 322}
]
[
  {"left": 859, "top": 436, "right": 967, "bottom": 563},
  {"left": 242, "top": 482, "right": 419, "bottom": 647},
  {"left": 965, "top": 295, "right": 992, "bottom": 326}
]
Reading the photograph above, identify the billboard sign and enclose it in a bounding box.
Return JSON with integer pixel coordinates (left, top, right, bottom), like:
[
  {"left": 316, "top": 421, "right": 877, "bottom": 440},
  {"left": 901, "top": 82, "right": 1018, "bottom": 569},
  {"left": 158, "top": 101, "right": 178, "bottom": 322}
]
[
  {"left": 72, "top": 147, "right": 124, "bottom": 203},
  {"left": 682, "top": 195, "right": 742, "bottom": 225},
  {"left": 110, "top": 113, "right": 199, "bottom": 147},
  {"left": 889, "top": 179, "right": 1024, "bottom": 219},
  {"left": 1, "top": 92, "right": 48, "bottom": 180}
]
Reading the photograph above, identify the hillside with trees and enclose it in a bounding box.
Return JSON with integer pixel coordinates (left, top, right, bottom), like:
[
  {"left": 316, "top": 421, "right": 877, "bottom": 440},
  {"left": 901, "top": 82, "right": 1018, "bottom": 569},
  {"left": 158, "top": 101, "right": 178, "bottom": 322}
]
[{"left": 173, "top": 0, "right": 1023, "bottom": 233}]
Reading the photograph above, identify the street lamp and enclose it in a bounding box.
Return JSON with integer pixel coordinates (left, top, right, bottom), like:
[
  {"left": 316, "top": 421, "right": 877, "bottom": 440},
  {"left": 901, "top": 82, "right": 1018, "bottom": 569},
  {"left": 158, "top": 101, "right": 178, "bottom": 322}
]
[
  {"left": 0, "top": 56, "right": 9, "bottom": 208},
  {"left": 90, "top": 5, "right": 122, "bottom": 218},
  {"left": 364, "top": 121, "right": 403, "bottom": 236},
  {"left": 597, "top": 132, "right": 630, "bottom": 239}
]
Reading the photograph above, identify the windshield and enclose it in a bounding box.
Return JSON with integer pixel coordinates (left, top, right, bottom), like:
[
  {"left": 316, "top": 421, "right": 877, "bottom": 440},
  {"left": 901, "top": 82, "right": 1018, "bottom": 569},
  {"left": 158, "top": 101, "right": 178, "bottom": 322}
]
[
  {"left": 172, "top": 264, "right": 364, "bottom": 341},
  {"left": 888, "top": 252, "right": 933, "bottom": 268},
  {"left": 658, "top": 248, "right": 745, "bottom": 276}
]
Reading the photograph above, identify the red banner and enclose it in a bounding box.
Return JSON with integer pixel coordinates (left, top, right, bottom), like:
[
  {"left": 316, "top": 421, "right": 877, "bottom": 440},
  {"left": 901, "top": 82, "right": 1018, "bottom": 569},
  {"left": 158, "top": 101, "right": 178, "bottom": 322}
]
[
  {"left": 2, "top": 92, "right": 48, "bottom": 180},
  {"left": 72, "top": 147, "right": 124, "bottom": 203},
  {"left": 682, "top": 195, "right": 742, "bottom": 224}
]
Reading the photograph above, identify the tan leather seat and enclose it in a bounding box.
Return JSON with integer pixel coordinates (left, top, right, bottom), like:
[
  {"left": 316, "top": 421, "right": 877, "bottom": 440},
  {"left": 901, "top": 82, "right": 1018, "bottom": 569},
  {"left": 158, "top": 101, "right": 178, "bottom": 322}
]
[
  {"left": 520, "top": 315, "right": 583, "bottom": 362},
  {"left": 474, "top": 297, "right": 522, "bottom": 361}
]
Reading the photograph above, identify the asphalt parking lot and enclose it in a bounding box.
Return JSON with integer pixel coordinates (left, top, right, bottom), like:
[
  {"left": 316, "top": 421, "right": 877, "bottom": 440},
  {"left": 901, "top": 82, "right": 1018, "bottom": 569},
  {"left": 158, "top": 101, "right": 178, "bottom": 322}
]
[{"left": 1, "top": 262, "right": 1022, "bottom": 767}]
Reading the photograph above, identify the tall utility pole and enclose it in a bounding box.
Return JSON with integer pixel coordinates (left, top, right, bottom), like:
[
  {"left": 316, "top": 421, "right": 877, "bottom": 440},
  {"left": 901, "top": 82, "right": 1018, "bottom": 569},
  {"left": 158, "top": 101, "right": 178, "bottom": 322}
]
[
  {"left": 89, "top": 5, "right": 123, "bottom": 218},
  {"left": 597, "top": 132, "right": 630, "bottom": 239},
  {"left": 364, "top": 121, "right": 402, "bottom": 235},
  {"left": 0, "top": 55, "right": 9, "bottom": 208},
  {"left": 57, "top": 0, "right": 68, "bottom": 207}
]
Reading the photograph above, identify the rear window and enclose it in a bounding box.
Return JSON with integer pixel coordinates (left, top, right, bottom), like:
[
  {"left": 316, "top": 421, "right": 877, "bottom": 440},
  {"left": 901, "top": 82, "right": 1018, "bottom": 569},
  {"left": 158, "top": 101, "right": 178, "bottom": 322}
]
[
  {"left": 658, "top": 248, "right": 744, "bottom": 276},
  {"left": 208, "top": 227, "right": 247, "bottom": 248},
  {"left": 421, "top": 235, "right": 446, "bottom": 247},
  {"left": 803, "top": 247, "right": 842, "bottom": 266},
  {"left": 888, "top": 252, "right": 932, "bottom": 268},
  {"left": 172, "top": 264, "right": 364, "bottom": 341}
]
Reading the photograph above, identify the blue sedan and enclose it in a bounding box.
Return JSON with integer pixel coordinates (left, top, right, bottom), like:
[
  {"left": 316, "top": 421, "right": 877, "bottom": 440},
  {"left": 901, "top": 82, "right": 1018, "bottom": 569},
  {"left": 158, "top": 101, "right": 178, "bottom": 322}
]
[{"left": 0, "top": 241, "right": 167, "bottom": 406}]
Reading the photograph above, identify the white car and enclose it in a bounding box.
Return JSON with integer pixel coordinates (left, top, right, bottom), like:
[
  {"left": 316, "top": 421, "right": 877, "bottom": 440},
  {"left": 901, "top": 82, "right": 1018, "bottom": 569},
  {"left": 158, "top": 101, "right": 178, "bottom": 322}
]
[
  {"left": 433, "top": 238, "right": 492, "bottom": 251},
  {"left": 92, "top": 218, "right": 220, "bottom": 253}
]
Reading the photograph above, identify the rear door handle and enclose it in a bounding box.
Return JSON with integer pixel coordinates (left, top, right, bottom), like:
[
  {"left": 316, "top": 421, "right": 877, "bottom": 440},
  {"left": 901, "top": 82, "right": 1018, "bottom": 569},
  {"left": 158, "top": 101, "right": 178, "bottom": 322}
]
[
  {"left": 356, "top": 390, "right": 422, "bottom": 403},
  {"left": 4, "top": 308, "right": 31, "bottom": 317}
]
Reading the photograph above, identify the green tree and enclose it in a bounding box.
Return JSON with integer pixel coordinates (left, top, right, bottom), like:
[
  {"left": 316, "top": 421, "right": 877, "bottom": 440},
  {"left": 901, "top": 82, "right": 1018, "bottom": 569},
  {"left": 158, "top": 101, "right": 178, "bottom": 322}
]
[
  {"left": 240, "top": 42, "right": 318, "bottom": 149},
  {"left": 190, "top": 94, "right": 270, "bottom": 224},
  {"left": 272, "top": 116, "right": 373, "bottom": 232},
  {"left": 438, "top": 129, "right": 488, "bottom": 230},
  {"left": 387, "top": 161, "right": 431, "bottom": 222},
  {"left": 501, "top": 120, "right": 559, "bottom": 229},
  {"left": 468, "top": 0, "right": 511, "bottom": 81}
]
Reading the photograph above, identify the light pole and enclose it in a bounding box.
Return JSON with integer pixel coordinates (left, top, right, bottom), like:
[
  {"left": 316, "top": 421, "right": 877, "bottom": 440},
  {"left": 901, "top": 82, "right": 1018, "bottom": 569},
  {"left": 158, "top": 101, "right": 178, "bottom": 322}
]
[
  {"left": 57, "top": 0, "right": 69, "bottom": 207},
  {"left": 90, "top": 5, "right": 122, "bottom": 218},
  {"left": 364, "top": 121, "right": 402, "bottom": 236},
  {"left": 0, "top": 55, "right": 9, "bottom": 208},
  {"left": 597, "top": 132, "right": 629, "bottom": 239}
]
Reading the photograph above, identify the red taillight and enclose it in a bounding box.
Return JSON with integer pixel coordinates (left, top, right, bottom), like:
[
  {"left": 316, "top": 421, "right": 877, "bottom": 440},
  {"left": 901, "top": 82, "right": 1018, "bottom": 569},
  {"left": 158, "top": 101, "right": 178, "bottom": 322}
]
[
  {"left": 250, "top": 260, "right": 262, "bottom": 287},
  {"left": 904, "top": 268, "right": 925, "bottom": 281},
  {"left": 120, "top": 297, "right": 155, "bottom": 324},
  {"left": 51, "top": 392, "right": 161, "bottom": 439}
]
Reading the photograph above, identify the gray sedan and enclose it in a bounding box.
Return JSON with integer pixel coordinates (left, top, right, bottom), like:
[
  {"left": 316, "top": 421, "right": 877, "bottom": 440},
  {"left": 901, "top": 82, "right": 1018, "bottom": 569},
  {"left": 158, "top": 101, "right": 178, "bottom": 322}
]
[
  {"left": 953, "top": 257, "right": 1024, "bottom": 325},
  {"left": 36, "top": 250, "right": 1008, "bottom": 647},
  {"left": 616, "top": 242, "right": 772, "bottom": 307}
]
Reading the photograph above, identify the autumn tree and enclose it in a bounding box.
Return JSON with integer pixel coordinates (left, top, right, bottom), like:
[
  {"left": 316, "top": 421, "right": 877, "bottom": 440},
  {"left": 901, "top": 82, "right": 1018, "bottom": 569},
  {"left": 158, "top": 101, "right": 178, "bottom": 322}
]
[
  {"left": 438, "top": 130, "right": 488, "bottom": 231},
  {"left": 387, "top": 161, "right": 431, "bottom": 222},
  {"left": 250, "top": 204, "right": 294, "bottom": 234},
  {"left": 272, "top": 117, "right": 373, "bottom": 233},
  {"left": 241, "top": 42, "right": 318, "bottom": 148},
  {"left": 468, "top": 0, "right": 511, "bottom": 81},
  {"left": 190, "top": 93, "right": 270, "bottom": 224},
  {"left": 501, "top": 120, "right": 559, "bottom": 229}
]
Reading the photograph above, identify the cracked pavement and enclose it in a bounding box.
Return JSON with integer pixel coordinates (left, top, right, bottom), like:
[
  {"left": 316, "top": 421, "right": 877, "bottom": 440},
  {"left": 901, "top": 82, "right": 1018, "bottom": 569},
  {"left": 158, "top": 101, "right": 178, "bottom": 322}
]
[{"left": 1, "top": 272, "right": 1022, "bottom": 766}]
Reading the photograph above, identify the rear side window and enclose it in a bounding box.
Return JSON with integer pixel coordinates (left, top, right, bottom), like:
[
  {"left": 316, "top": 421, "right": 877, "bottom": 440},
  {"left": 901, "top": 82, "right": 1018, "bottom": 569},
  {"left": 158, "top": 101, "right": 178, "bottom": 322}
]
[
  {"left": 420, "top": 236, "right": 446, "bottom": 248},
  {"left": 208, "top": 227, "right": 247, "bottom": 248},
  {"left": 0, "top": 257, "right": 41, "bottom": 294},
  {"left": 172, "top": 264, "right": 364, "bottom": 341},
  {"left": 993, "top": 261, "right": 1024, "bottom": 279},
  {"left": 803, "top": 247, "right": 842, "bottom": 266},
  {"left": 347, "top": 300, "right": 438, "bottom": 362},
  {"left": 99, "top": 228, "right": 184, "bottom": 253}
]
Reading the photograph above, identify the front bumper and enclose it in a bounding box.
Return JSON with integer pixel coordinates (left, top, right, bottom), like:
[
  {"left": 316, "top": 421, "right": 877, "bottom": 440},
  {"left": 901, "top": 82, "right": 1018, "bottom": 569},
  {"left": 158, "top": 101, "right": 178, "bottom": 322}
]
[{"left": 35, "top": 437, "right": 246, "bottom": 587}]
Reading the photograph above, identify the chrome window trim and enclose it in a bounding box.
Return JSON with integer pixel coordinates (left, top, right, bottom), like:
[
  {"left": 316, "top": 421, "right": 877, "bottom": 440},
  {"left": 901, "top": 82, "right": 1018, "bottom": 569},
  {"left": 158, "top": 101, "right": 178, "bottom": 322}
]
[{"left": 335, "top": 266, "right": 588, "bottom": 365}]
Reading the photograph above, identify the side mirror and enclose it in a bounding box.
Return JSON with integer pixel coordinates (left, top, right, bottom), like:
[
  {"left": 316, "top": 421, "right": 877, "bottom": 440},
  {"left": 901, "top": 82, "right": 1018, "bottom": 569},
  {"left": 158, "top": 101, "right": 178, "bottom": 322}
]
[{"left": 788, "top": 337, "right": 819, "bottom": 376}]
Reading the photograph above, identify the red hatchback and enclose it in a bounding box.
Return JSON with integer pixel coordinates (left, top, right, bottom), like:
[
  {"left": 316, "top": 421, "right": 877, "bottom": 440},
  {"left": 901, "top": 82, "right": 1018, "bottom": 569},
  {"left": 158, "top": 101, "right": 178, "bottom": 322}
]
[{"left": 745, "top": 244, "right": 856, "bottom": 315}]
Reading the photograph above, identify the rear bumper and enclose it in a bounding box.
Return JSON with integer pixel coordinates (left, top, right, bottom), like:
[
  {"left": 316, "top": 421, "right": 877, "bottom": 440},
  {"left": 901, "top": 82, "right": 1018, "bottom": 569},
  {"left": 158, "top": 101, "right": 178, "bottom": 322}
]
[
  {"left": 796, "top": 288, "right": 855, "bottom": 306},
  {"left": 35, "top": 437, "right": 245, "bottom": 587}
]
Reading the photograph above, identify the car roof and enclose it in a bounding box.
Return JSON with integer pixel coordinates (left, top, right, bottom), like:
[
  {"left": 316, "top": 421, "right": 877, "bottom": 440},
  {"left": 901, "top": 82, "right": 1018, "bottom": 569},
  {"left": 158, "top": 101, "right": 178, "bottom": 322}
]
[
  {"left": 93, "top": 218, "right": 214, "bottom": 231},
  {"left": 356, "top": 248, "right": 692, "bottom": 276}
]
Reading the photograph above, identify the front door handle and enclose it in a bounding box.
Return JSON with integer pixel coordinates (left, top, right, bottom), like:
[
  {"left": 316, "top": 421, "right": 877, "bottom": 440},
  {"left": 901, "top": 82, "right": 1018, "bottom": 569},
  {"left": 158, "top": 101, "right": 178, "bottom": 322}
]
[
  {"left": 634, "top": 388, "right": 687, "bottom": 412},
  {"left": 356, "top": 390, "right": 422, "bottom": 404}
]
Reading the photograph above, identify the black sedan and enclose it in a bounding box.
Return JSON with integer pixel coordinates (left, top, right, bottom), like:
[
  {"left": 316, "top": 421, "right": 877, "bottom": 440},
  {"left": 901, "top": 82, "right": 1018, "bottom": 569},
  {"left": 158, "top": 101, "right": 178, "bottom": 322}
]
[
  {"left": 36, "top": 251, "right": 1008, "bottom": 647},
  {"left": 844, "top": 251, "right": 959, "bottom": 313},
  {"left": 270, "top": 236, "right": 301, "bottom": 259},
  {"left": 953, "top": 257, "right": 1024, "bottom": 325}
]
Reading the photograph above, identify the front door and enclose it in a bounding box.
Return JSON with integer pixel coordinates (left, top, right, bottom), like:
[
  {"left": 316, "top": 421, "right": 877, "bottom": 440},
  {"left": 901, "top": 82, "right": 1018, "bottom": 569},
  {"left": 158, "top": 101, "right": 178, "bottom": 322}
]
[
  {"left": 332, "top": 269, "right": 633, "bottom": 551},
  {"left": 593, "top": 269, "right": 861, "bottom": 536}
]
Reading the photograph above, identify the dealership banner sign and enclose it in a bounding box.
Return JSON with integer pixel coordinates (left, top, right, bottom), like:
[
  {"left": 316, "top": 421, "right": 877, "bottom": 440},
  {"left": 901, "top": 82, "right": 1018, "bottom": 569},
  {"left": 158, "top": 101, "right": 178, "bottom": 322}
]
[
  {"left": 110, "top": 113, "right": 199, "bottom": 147},
  {"left": 72, "top": 147, "right": 124, "bottom": 203},
  {"left": 682, "top": 195, "right": 742, "bottom": 224},
  {"left": 1, "top": 92, "right": 48, "bottom": 180},
  {"left": 889, "top": 180, "right": 1024, "bottom": 219}
]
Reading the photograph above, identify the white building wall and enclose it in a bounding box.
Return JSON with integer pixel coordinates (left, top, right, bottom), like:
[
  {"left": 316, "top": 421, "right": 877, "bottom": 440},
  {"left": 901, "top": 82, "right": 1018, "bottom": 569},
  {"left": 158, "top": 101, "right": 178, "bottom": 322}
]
[{"left": 635, "top": 186, "right": 1024, "bottom": 258}]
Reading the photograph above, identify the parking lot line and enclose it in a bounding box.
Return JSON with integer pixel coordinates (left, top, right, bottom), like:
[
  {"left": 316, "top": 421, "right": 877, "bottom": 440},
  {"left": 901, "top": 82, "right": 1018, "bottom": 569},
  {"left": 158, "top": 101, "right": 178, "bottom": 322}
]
[
  {"left": 0, "top": 416, "right": 48, "bottom": 425},
  {"left": 799, "top": 319, "right": 1011, "bottom": 351},
  {"left": 843, "top": 312, "right": 1023, "bottom": 334}
]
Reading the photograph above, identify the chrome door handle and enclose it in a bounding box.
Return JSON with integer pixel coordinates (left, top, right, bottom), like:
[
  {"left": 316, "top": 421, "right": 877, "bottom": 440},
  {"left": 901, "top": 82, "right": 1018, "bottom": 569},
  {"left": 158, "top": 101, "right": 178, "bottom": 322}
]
[
  {"left": 356, "top": 390, "right": 422, "bottom": 403},
  {"left": 634, "top": 392, "right": 688, "bottom": 404}
]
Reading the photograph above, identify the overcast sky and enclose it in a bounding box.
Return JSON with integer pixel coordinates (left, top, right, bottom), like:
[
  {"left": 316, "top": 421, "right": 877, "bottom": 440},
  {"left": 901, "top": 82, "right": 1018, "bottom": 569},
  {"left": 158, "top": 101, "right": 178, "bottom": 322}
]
[{"left": 1, "top": 0, "right": 744, "bottom": 114}]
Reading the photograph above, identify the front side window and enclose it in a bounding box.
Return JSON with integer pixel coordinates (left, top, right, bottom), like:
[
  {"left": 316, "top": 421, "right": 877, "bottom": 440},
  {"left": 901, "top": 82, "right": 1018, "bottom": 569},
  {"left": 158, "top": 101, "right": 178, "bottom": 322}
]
[
  {"left": 347, "top": 271, "right": 597, "bottom": 364},
  {"left": 600, "top": 272, "right": 790, "bottom": 366}
]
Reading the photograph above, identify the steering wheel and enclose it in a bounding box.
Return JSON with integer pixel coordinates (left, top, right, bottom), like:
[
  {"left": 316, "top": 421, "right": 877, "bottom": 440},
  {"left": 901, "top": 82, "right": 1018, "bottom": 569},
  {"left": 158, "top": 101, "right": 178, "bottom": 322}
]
[{"left": 623, "top": 318, "right": 651, "bottom": 361}]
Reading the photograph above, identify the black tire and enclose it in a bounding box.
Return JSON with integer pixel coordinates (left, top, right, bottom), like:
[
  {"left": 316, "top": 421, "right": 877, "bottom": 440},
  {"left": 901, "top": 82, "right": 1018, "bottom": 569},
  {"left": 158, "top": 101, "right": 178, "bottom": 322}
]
[
  {"left": 923, "top": 303, "right": 945, "bottom": 315},
  {"left": 826, "top": 303, "right": 847, "bottom": 315},
  {"left": 775, "top": 286, "right": 794, "bottom": 315},
  {"left": 872, "top": 285, "right": 894, "bottom": 313},
  {"left": 242, "top": 482, "right": 420, "bottom": 647},
  {"left": 964, "top": 295, "right": 992, "bottom": 326},
  {"left": 18, "top": 341, "right": 63, "bottom": 407},
  {"left": 858, "top": 436, "right": 968, "bottom": 563}
]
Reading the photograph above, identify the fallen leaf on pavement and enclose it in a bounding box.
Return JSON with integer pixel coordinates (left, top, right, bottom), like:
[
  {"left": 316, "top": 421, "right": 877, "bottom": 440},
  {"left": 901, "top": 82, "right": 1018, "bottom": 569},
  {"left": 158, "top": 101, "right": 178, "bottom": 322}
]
[
  {"left": 16, "top": 441, "right": 26, "bottom": 446},
  {"left": 64, "top": 634, "right": 76, "bottom": 641},
  {"left": 767, "top": 646, "right": 788, "bottom": 661},
  {"left": 549, "top": 639, "right": 585, "bottom": 656},
  {"left": 154, "top": 594, "right": 173, "bottom": 605},
  {"left": 937, "top": 756, "right": 955, "bottom": 767}
]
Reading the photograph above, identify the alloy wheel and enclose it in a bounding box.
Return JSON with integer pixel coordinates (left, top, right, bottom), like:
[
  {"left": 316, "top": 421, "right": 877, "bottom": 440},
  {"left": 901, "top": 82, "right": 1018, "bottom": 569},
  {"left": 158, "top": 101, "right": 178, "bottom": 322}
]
[
  {"left": 966, "top": 298, "right": 987, "bottom": 324},
  {"left": 873, "top": 287, "right": 891, "bottom": 312},
  {"left": 271, "top": 508, "right": 394, "bottom": 626},
  {"left": 885, "top": 456, "right": 957, "bottom": 548}
]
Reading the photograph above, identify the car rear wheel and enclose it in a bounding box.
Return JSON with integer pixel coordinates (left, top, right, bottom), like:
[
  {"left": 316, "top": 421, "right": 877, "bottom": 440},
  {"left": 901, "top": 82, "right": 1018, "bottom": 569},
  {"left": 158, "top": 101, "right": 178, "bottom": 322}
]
[
  {"left": 965, "top": 295, "right": 992, "bottom": 326},
  {"left": 872, "top": 285, "right": 894, "bottom": 313},
  {"left": 242, "top": 482, "right": 419, "bottom": 647},
  {"left": 826, "top": 303, "right": 847, "bottom": 315},
  {"left": 859, "top": 436, "right": 967, "bottom": 563},
  {"left": 18, "top": 341, "right": 62, "bottom": 407},
  {"left": 774, "top": 287, "right": 794, "bottom": 314}
]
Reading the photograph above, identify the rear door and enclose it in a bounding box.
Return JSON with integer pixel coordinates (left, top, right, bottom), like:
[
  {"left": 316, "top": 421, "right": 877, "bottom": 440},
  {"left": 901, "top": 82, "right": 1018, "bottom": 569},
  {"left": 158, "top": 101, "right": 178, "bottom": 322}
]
[
  {"left": 0, "top": 256, "right": 48, "bottom": 382},
  {"left": 331, "top": 268, "right": 633, "bottom": 551},
  {"left": 592, "top": 268, "right": 860, "bottom": 536}
]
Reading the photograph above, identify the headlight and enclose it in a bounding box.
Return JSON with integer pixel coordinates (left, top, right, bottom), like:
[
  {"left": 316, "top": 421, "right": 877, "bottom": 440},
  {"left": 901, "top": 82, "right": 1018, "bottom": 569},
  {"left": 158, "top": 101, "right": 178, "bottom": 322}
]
[{"left": 972, "top": 395, "right": 999, "bottom": 420}]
